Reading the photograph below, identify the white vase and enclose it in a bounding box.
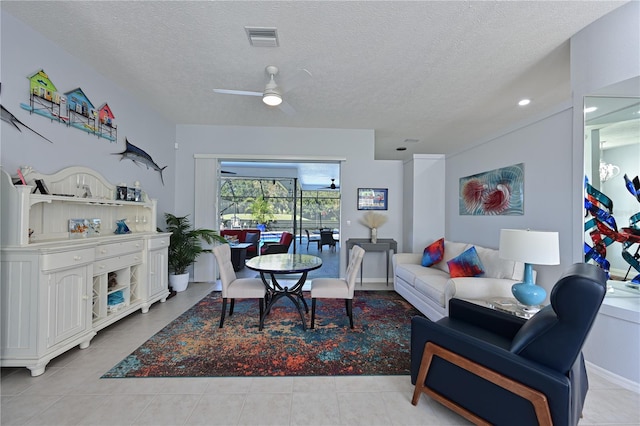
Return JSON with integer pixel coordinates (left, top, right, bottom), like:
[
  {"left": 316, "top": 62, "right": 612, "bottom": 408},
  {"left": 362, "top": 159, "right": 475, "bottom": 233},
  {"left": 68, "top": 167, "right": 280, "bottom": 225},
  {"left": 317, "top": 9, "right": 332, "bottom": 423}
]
[
  {"left": 371, "top": 227, "right": 378, "bottom": 244},
  {"left": 169, "top": 272, "right": 190, "bottom": 292}
]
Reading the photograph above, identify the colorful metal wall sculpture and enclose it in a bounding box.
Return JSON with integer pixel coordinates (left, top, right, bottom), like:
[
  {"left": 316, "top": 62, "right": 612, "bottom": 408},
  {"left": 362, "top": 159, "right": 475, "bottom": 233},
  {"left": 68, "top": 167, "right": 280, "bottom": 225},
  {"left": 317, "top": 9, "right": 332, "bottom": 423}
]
[
  {"left": 584, "top": 174, "right": 640, "bottom": 285},
  {"left": 19, "top": 69, "right": 117, "bottom": 142}
]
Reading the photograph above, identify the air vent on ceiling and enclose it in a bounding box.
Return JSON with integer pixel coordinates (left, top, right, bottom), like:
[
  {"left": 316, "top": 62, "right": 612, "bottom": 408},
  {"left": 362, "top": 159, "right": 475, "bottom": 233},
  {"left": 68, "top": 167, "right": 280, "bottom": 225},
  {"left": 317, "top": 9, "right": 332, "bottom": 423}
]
[{"left": 245, "top": 27, "right": 279, "bottom": 47}]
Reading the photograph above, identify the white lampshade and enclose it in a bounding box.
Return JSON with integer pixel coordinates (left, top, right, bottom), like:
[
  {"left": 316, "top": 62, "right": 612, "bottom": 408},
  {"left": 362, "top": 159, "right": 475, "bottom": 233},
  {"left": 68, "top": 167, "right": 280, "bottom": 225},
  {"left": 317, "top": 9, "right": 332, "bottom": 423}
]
[
  {"left": 262, "top": 92, "right": 282, "bottom": 106},
  {"left": 499, "top": 229, "right": 560, "bottom": 265}
]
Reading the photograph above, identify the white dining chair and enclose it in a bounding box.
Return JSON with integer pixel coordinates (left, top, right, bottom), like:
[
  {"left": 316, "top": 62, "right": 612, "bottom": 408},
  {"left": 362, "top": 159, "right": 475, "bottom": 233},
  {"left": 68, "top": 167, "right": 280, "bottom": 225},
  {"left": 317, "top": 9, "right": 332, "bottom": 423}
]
[
  {"left": 212, "top": 244, "right": 266, "bottom": 328},
  {"left": 310, "top": 245, "right": 365, "bottom": 329}
]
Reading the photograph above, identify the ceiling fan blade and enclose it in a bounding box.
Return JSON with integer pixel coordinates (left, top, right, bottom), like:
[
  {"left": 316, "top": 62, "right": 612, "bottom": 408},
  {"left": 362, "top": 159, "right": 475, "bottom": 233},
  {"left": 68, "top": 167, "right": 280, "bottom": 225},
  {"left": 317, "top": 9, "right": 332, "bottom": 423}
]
[
  {"left": 213, "top": 89, "right": 262, "bottom": 97},
  {"left": 278, "top": 100, "right": 296, "bottom": 115},
  {"left": 280, "top": 69, "right": 312, "bottom": 93}
]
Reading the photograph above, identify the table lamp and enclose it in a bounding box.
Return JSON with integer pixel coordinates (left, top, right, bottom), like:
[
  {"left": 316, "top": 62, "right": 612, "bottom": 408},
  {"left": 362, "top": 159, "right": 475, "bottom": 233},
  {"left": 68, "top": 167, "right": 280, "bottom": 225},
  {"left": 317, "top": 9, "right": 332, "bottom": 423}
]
[{"left": 499, "top": 229, "right": 560, "bottom": 306}]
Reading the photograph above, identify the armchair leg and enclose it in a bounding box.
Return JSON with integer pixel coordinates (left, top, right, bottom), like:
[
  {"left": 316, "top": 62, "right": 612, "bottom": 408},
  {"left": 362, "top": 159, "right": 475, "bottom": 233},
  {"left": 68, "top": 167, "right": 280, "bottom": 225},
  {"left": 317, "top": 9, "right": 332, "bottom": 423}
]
[
  {"left": 311, "top": 298, "right": 317, "bottom": 329},
  {"left": 219, "top": 298, "right": 228, "bottom": 328},
  {"left": 229, "top": 298, "right": 235, "bottom": 316},
  {"left": 412, "top": 342, "right": 552, "bottom": 426}
]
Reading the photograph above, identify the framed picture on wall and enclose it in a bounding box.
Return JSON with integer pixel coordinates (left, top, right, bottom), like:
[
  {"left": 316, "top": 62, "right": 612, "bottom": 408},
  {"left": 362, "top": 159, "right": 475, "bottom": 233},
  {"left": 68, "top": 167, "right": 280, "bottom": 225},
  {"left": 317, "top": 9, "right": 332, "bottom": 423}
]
[{"left": 357, "top": 188, "right": 388, "bottom": 210}]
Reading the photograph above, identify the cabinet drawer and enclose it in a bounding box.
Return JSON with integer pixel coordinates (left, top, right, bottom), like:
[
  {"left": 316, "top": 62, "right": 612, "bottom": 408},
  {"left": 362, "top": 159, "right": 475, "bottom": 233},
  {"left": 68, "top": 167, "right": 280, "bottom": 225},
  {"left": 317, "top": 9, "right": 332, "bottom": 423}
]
[
  {"left": 148, "top": 237, "right": 169, "bottom": 250},
  {"left": 41, "top": 248, "right": 95, "bottom": 272},
  {"left": 95, "top": 240, "right": 143, "bottom": 260},
  {"left": 94, "top": 252, "right": 143, "bottom": 274}
]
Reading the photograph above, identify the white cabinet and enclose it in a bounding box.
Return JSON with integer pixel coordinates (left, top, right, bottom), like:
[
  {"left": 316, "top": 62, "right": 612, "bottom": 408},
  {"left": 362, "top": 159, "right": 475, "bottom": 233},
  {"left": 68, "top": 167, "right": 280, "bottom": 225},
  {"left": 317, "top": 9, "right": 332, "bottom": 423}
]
[
  {"left": 1, "top": 166, "right": 169, "bottom": 376},
  {"left": 1, "top": 248, "right": 96, "bottom": 377},
  {"left": 141, "top": 234, "right": 170, "bottom": 313}
]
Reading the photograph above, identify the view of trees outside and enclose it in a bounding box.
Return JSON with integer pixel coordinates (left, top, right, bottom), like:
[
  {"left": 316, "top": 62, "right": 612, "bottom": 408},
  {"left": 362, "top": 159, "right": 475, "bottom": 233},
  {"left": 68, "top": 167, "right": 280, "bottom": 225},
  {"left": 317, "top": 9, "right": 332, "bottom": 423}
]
[{"left": 219, "top": 178, "right": 340, "bottom": 233}]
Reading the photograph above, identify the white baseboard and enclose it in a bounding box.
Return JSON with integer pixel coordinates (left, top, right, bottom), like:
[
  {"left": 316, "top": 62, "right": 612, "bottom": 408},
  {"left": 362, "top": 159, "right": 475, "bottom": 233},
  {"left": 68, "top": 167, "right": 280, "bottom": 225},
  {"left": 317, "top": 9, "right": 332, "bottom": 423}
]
[{"left": 586, "top": 360, "right": 640, "bottom": 394}]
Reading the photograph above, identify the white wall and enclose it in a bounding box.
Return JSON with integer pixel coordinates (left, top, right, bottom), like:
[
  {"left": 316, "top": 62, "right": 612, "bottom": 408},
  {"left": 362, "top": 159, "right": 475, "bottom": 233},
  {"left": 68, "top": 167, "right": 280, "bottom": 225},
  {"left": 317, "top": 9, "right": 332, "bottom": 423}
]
[
  {"left": 445, "top": 107, "right": 573, "bottom": 296},
  {"left": 403, "top": 154, "right": 446, "bottom": 253},
  {"left": 569, "top": 1, "right": 640, "bottom": 388},
  {"left": 570, "top": 1, "right": 640, "bottom": 264},
  {"left": 175, "top": 125, "right": 403, "bottom": 281},
  {"left": 0, "top": 11, "right": 176, "bottom": 221}
]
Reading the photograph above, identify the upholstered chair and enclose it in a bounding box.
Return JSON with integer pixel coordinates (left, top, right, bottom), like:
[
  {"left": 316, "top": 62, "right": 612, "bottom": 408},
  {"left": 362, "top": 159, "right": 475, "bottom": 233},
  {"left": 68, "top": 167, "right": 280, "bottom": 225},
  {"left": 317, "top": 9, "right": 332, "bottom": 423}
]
[
  {"left": 261, "top": 231, "right": 293, "bottom": 255},
  {"left": 310, "top": 245, "right": 365, "bottom": 328},
  {"left": 410, "top": 262, "right": 607, "bottom": 426},
  {"left": 212, "top": 244, "right": 266, "bottom": 328}
]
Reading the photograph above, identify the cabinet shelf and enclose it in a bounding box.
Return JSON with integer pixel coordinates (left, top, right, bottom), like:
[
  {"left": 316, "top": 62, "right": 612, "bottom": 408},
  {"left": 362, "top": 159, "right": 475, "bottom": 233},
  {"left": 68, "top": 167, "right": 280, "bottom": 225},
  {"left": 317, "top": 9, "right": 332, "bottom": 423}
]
[
  {"left": 107, "top": 284, "right": 128, "bottom": 295},
  {"left": 29, "top": 193, "right": 153, "bottom": 208}
]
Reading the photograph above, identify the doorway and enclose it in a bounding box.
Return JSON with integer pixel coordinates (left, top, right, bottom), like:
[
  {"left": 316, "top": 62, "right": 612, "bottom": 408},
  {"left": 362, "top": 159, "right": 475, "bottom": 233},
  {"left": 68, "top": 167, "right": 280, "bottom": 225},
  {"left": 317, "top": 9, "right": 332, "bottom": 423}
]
[{"left": 218, "top": 159, "right": 342, "bottom": 279}]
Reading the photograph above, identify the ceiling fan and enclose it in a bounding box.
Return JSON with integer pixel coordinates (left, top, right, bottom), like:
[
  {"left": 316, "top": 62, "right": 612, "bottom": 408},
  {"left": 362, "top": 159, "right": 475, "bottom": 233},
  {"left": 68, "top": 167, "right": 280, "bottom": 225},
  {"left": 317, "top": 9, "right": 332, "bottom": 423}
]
[
  {"left": 323, "top": 179, "right": 340, "bottom": 190},
  {"left": 213, "top": 65, "right": 311, "bottom": 115}
]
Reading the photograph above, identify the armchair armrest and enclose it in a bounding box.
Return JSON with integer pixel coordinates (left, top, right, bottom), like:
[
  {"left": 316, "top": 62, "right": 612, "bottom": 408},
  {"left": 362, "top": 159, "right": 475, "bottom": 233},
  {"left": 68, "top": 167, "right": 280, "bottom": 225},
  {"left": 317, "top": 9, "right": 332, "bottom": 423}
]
[{"left": 448, "top": 298, "right": 525, "bottom": 340}]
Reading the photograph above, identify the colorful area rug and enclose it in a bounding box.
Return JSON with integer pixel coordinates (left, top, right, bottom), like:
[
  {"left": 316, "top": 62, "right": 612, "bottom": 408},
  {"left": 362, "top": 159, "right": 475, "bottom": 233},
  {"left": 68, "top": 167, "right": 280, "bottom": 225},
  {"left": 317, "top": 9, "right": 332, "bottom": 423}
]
[{"left": 102, "top": 291, "right": 422, "bottom": 378}]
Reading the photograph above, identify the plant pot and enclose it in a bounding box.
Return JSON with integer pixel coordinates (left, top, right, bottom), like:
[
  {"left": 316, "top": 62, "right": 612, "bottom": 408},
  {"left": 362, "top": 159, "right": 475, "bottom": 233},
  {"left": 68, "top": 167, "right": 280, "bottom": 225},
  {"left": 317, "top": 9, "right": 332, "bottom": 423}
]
[{"left": 169, "top": 272, "right": 190, "bottom": 293}]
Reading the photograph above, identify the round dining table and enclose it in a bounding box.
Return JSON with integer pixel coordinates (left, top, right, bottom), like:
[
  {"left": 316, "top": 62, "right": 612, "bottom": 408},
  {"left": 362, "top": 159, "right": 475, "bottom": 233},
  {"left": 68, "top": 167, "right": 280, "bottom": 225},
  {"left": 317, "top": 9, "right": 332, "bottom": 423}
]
[{"left": 245, "top": 253, "right": 322, "bottom": 330}]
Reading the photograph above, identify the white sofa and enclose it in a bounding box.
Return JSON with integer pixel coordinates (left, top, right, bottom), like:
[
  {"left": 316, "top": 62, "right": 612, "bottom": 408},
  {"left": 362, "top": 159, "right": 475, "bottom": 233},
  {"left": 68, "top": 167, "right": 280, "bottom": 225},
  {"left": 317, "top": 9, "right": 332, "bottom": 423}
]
[{"left": 392, "top": 240, "right": 525, "bottom": 321}]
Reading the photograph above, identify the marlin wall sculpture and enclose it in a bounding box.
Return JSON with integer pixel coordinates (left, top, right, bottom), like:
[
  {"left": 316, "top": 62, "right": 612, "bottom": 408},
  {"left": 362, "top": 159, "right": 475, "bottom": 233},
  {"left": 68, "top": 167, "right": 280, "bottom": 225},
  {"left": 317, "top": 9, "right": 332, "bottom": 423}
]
[{"left": 113, "top": 137, "right": 167, "bottom": 185}]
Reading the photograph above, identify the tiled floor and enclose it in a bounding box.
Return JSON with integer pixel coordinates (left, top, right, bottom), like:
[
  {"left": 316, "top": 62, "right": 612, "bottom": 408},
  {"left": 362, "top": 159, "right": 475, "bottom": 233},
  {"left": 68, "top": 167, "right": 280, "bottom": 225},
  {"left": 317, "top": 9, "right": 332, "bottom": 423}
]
[{"left": 2, "top": 281, "right": 639, "bottom": 425}]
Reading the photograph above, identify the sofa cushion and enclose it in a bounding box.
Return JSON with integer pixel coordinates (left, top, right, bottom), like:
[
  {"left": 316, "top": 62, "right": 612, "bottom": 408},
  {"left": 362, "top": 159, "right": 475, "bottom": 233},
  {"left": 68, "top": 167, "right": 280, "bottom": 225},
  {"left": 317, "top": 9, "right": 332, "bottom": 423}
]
[
  {"left": 414, "top": 271, "right": 451, "bottom": 308},
  {"left": 447, "top": 246, "right": 485, "bottom": 278},
  {"left": 473, "top": 245, "right": 523, "bottom": 280},
  {"left": 396, "top": 264, "right": 430, "bottom": 287},
  {"left": 422, "top": 238, "right": 445, "bottom": 267},
  {"left": 433, "top": 241, "right": 471, "bottom": 273}
]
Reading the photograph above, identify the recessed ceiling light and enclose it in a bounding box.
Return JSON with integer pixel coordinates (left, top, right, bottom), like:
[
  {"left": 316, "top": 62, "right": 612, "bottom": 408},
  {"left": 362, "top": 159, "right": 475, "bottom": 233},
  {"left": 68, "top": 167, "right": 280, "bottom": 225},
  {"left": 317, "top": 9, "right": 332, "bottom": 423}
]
[
  {"left": 584, "top": 107, "right": 598, "bottom": 113},
  {"left": 396, "top": 147, "right": 407, "bottom": 151},
  {"left": 518, "top": 99, "right": 531, "bottom": 106}
]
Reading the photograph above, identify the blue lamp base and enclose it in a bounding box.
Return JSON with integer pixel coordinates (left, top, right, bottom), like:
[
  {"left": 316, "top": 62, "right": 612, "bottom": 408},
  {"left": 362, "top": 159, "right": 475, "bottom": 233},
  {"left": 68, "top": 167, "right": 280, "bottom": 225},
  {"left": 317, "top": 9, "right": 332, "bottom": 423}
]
[{"left": 511, "top": 263, "right": 546, "bottom": 306}]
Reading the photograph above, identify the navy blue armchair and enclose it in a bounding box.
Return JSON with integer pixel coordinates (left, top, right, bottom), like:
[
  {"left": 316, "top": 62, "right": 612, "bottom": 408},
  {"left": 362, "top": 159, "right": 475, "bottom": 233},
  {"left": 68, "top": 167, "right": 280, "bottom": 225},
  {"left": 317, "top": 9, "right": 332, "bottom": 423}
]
[{"left": 410, "top": 263, "right": 607, "bottom": 426}]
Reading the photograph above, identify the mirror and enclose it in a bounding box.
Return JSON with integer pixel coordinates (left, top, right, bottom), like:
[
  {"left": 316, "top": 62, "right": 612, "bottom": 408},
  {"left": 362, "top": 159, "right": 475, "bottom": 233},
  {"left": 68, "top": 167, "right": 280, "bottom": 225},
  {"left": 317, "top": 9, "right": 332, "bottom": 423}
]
[{"left": 584, "top": 95, "right": 640, "bottom": 288}]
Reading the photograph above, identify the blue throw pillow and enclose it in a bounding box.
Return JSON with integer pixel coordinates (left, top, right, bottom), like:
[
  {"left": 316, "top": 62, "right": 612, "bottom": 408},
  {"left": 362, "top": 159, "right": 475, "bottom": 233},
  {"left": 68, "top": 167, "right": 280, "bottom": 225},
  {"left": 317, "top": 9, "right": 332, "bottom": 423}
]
[
  {"left": 245, "top": 232, "right": 260, "bottom": 244},
  {"left": 447, "top": 246, "right": 485, "bottom": 278},
  {"left": 422, "top": 238, "right": 445, "bottom": 267}
]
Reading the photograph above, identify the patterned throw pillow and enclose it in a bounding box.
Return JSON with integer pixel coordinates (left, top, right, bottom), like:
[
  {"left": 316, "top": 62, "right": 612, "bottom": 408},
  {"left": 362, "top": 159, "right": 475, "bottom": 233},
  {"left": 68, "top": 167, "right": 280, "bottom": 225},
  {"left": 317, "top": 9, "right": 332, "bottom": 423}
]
[
  {"left": 422, "top": 238, "right": 445, "bottom": 267},
  {"left": 447, "top": 246, "right": 485, "bottom": 278}
]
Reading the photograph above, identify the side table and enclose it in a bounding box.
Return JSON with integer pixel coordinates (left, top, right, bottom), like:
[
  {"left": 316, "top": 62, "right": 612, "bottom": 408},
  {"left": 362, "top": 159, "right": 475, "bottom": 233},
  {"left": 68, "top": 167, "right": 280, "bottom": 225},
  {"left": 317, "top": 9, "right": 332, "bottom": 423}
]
[
  {"left": 463, "top": 297, "right": 543, "bottom": 320},
  {"left": 345, "top": 238, "right": 398, "bottom": 286},
  {"left": 229, "top": 243, "right": 252, "bottom": 271}
]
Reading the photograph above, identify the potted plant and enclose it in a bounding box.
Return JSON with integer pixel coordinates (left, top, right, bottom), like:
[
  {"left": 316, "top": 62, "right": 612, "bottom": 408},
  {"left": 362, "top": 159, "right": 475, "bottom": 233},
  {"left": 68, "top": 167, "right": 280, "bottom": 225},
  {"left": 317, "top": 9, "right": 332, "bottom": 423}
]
[
  {"left": 164, "top": 213, "right": 226, "bottom": 292},
  {"left": 249, "top": 196, "right": 274, "bottom": 230}
]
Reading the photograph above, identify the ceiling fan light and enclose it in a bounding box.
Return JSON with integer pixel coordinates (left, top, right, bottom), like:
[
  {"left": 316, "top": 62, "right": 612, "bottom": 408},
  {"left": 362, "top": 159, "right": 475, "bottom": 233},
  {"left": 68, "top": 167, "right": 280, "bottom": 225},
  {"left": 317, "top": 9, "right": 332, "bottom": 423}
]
[{"left": 263, "top": 92, "right": 282, "bottom": 106}]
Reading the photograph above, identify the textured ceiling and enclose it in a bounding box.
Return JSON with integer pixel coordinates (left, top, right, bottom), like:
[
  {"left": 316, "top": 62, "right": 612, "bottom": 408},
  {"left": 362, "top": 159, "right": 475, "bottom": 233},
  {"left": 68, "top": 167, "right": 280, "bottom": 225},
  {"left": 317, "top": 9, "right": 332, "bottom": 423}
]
[{"left": 1, "top": 0, "right": 629, "bottom": 162}]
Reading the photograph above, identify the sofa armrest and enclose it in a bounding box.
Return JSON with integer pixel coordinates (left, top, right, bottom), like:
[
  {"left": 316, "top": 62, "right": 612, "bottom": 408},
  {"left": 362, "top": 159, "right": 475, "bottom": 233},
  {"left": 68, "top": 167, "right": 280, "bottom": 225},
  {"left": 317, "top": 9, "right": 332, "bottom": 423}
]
[
  {"left": 445, "top": 277, "right": 515, "bottom": 301},
  {"left": 392, "top": 253, "right": 423, "bottom": 268}
]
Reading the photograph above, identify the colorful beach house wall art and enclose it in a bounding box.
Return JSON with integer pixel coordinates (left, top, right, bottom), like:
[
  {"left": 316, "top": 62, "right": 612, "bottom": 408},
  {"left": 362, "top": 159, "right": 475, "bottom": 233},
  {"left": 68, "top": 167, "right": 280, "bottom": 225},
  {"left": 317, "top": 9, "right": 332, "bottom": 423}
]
[
  {"left": 28, "top": 69, "right": 57, "bottom": 102},
  {"left": 20, "top": 69, "right": 118, "bottom": 142},
  {"left": 98, "top": 103, "right": 115, "bottom": 128}
]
